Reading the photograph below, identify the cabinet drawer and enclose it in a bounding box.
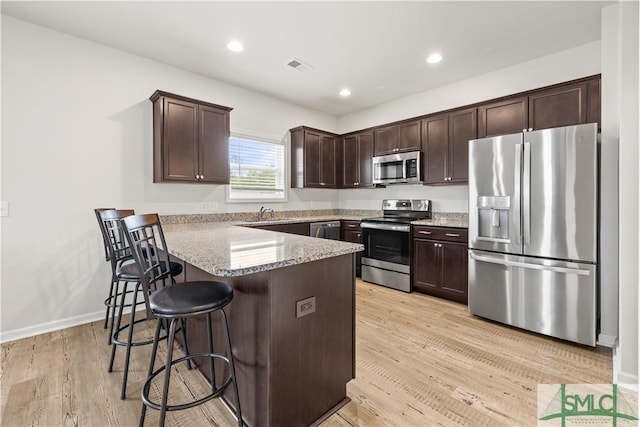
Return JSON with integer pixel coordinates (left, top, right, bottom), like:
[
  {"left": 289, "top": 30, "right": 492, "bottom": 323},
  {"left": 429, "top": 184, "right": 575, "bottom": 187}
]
[
  {"left": 413, "top": 226, "right": 467, "bottom": 243},
  {"left": 341, "top": 220, "right": 362, "bottom": 231}
]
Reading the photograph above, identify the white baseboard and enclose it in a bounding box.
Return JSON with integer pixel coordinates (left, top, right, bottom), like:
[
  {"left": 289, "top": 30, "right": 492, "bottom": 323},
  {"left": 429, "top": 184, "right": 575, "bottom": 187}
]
[
  {"left": 0, "top": 306, "right": 146, "bottom": 344},
  {"left": 613, "top": 343, "right": 639, "bottom": 390},
  {"left": 616, "top": 372, "right": 639, "bottom": 391}
]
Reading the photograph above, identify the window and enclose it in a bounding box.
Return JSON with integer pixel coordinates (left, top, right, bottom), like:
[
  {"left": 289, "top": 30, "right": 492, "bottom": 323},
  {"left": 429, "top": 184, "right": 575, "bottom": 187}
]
[{"left": 228, "top": 134, "right": 286, "bottom": 201}]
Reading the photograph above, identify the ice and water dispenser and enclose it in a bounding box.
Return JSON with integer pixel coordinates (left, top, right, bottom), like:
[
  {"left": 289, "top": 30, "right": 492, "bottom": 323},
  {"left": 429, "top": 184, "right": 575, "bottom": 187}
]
[{"left": 476, "top": 196, "right": 511, "bottom": 242}]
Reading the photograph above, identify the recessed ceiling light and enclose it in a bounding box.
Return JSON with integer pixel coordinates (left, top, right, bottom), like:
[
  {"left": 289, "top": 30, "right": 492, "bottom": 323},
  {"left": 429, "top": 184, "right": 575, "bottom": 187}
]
[
  {"left": 426, "top": 53, "right": 443, "bottom": 64},
  {"left": 339, "top": 88, "right": 351, "bottom": 97},
  {"left": 227, "top": 40, "right": 244, "bottom": 52}
]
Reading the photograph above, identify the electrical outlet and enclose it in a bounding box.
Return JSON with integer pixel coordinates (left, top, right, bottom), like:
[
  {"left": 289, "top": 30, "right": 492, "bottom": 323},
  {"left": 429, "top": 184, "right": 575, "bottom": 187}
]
[
  {"left": 296, "top": 296, "right": 316, "bottom": 318},
  {"left": 200, "top": 202, "right": 218, "bottom": 212},
  {"left": 0, "top": 201, "right": 8, "bottom": 217}
]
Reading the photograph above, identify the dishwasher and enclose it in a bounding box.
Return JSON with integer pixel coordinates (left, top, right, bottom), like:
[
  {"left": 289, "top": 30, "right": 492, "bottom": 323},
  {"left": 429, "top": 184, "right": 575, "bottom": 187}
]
[{"left": 309, "top": 221, "right": 341, "bottom": 240}]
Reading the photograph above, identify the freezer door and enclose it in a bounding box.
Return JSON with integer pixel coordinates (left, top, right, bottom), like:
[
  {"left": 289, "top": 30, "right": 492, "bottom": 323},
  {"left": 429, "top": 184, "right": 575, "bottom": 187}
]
[
  {"left": 468, "top": 250, "right": 596, "bottom": 346},
  {"left": 468, "top": 133, "right": 523, "bottom": 254},
  {"left": 523, "top": 124, "right": 597, "bottom": 262}
]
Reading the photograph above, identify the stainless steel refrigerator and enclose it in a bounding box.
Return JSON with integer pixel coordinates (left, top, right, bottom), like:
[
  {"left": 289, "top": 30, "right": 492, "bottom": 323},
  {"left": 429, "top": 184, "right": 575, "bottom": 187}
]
[{"left": 468, "top": 123, "right": 598, "bottom": 346}]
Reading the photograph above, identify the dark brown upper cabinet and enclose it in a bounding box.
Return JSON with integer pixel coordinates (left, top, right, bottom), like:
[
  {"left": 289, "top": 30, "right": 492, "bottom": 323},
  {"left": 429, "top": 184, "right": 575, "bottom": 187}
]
[
  {"left": 290, "top": 126, "right": 339, "bottom": 188},
  {"left": 422, "top": 107, "right": 476, "bottom": 185},
  {"left": 478, "top": 96, "right": 528, "bottom": 138},
  {"left": 478, "top": 76, "right": 600, "bottom": 138},
  {"left": 150, "top": 90, "right": 232, "bottom": 184},
  {"left": 374, "top": 120, "right": 421, "bottom": 156},
  {"left": 528, "top": 81, "right": 588, "bottom": 130},
  {"left": 341, "top": 131, "right": 374, "bottom": 188}
]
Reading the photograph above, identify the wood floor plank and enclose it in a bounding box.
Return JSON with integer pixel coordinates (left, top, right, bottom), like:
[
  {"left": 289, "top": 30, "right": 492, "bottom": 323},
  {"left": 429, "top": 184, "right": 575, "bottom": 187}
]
[{"left": 1, "top": 279, "right": 613, "bottom": 426}]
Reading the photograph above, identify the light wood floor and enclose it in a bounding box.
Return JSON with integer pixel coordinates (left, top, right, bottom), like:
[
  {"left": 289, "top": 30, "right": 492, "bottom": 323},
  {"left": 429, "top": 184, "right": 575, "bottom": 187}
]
[{"left": 1, "top": 279, "right": 612, "bottom": 426}]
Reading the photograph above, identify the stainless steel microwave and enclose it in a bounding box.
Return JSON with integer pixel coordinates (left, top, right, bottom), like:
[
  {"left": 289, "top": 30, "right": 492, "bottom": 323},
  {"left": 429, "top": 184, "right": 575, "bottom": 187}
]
[{"left": 372, "top": 151, "right": 422, "bottom": 184}]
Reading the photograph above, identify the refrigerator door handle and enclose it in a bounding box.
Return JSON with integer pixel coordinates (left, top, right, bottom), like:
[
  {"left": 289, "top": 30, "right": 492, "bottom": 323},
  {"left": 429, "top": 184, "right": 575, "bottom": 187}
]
[
  {"left": 469, "top": 253, "right": 591, "bottom": 276},
  {"left": 523, "top": 142, "right": 531, "bottom": 245},
  {"left": 514, "top": 143, "right": 522, "bottom": 244}
]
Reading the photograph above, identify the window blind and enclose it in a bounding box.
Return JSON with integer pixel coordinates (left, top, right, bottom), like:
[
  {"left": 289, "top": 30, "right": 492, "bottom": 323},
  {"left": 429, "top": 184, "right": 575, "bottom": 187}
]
[{"left": 229, "top": 136, "right": 285, "bottom": 200}]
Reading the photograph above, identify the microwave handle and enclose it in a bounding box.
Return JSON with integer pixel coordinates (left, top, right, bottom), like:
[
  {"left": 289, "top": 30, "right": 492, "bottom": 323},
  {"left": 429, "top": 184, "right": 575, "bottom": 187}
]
[{"left": 403, "top": 159, "right": 408, "bottom": 181}]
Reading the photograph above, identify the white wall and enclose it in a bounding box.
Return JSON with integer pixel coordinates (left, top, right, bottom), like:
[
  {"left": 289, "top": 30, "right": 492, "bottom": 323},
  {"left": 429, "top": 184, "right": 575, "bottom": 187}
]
[
  {"left": 0, "top": 16, "right": 338, "bottom": 340},
  {"left": 336, "top": 41, "right": 601, "bottom": 212}
]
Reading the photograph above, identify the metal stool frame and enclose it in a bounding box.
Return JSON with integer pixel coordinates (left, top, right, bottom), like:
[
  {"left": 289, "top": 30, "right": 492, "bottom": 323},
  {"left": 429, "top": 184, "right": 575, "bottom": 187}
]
[{"left": 122, "top": 213, "right": 242, "bottom": 427}]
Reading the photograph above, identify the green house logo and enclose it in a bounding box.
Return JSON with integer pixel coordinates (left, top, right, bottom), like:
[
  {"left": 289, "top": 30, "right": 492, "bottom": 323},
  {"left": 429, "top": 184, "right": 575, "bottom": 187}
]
[{"left": 538, "top": 384, "right": 638, "bottom": 427}]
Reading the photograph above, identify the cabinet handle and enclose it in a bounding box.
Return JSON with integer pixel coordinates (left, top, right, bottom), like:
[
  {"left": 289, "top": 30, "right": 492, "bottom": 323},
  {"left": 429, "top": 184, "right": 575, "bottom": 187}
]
[
  {"left": 418, "top": 231, "right": 432, "bottom": 235},
  {"left": 356, "top": 233, "right": 361, "bottom": 237},
  {"left": 528, "top": 128, "right": 533, "bottom": 132},
  {"left": 347, "top": 224, "right": 357, "bottom": 228},
  {"left": 445, "top": 233, "right": 460, "bottom": 237},
  {"left": 353, "top": 182, "right": 358, "bottom": 186},
  {"left": 320, "top": 182, "right": 326, "bottom": 186}
]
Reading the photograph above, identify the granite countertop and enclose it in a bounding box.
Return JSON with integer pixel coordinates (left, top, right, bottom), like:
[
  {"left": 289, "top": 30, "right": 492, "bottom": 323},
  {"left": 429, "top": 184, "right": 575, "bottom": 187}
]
[
  {"left": 410, "top": 212, "right": 468, "bottom": 228},
  {"left": 162, "top": 221, "right": 363, "bottom": 278},
  {"left": 240, "top": 214, "right": 372, "bottom": 226}
]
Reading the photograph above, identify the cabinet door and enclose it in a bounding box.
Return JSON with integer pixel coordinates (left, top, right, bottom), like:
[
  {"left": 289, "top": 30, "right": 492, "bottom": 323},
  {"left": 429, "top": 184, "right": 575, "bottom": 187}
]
[
  {"left": 199, "top": 105, "right": 230, "bottom": 184},
  {"left": 421, "top": 115, "right": 448, "bottom": 184},
  {"left": 397, "top": 121, "right": 421, "bottom": 152},
  {"left": 528, "top": 82, "right": 588, "bottom": 130},
  {"left": 478, "top": 96, "right": 528, "bottom": 138},
  {"left": 342, "top": 230, "right": 362, "bottom": 244},
  {"left": 448, "top": 108, "right": 476, "bottom": 183},
  {"left": 320, "top": 135, "right": 337, "bottom": 187},
  {"left": 440, "top": 242, "right": 468, "bottom": 303},
  {"left": 412, "top": 239, "right": 441, "bottom": 292},
  {"left": 342, "top": 136, "right": 358, "bottom": 188},
  {"left": 374, "top": 125, "right": 398, "bottom": 155},
  {"left": 303, "top": 131, "right": 322, "bottom": 187},
  {"left": 357, "top": 132, "right": 374, "bottom": 187},
  {"left": 163, "top": 98, "right": 199, "bottom": 182}
]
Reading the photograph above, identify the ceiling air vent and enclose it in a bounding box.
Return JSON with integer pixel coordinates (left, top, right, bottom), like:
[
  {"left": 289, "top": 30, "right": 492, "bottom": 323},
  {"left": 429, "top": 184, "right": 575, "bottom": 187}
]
[{"left": 286, "top": 58, "right": 313, "bottom": 72}]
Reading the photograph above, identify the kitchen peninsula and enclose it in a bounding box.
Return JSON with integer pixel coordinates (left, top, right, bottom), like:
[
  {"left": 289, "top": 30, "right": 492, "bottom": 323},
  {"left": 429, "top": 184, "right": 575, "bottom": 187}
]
[{"left": 160, "top": 220, "right": 363, "bottom": 427}]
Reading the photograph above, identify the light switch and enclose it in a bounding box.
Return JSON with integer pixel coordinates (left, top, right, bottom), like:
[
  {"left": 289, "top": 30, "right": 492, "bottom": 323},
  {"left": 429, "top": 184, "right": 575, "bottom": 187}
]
[{"left": 0, "top": 201, "right": 8, "bottom": 217}]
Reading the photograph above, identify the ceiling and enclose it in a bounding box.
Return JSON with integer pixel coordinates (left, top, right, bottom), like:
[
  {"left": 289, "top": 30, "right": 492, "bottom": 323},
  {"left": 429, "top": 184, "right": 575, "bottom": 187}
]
[{"left": 1, "top": 1, "right": 611, "bottom": 115}]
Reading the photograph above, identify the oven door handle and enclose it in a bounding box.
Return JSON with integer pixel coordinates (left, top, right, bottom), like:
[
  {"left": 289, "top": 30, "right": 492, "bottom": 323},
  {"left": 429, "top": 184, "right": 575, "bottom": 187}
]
[{"left": 361, "top": 222, "right": 410, "bottom": 232}]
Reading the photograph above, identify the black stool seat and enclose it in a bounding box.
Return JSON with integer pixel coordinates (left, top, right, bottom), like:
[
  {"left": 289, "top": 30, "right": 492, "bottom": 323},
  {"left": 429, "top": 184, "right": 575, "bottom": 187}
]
[
  {"left": 116, "top": 260, "right": 183, "bottom": 281},
  {"left": 150, "top": 281, "right": 233, "bottom": 317}
]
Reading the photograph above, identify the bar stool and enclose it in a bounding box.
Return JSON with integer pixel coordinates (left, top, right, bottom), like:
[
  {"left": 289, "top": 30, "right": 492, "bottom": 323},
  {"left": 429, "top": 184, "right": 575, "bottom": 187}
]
[
  {"left": 100, "top": 209, "right": 183, "bottom": 400},
  {"left": 94, "top": 207, "right": 117, "bottom": 337},
  {"left": 121, "top": 214, "right": 242, "bottom": 427}
]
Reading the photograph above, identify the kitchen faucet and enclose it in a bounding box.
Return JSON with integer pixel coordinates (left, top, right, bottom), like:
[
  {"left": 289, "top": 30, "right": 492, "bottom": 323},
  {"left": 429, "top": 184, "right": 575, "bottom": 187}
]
[{"left": 259, "top": 206, "right": 274, "bottom": 220}]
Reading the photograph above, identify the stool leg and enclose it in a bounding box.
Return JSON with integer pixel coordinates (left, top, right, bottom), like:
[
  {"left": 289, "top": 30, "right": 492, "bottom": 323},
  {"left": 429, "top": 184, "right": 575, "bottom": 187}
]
[
  {"left": 103, "top": 274, "right": 117, "bottom": 329},
  {"left": 158, "top": 318, "right": 178, "bottom": 427},
  {"left": 205, "top": 314, "right": 216, "bottom": 390},
  {"left": 221, "top": 310, "right": 242, "bottom": 427},
  {"left": 139, "top": 318, "right": 162, "bottom": 427},
  {"left": 107, "top": 277, "right": 120, "bottom": 345},
  {"left": 179, "top": 318, "right": 193, "bottom": 370},
  {"left": 120, "top": 281, "right": 141, "bottom": 400},
  {"left": 109, "top": 280, "right": 129, "bottom": 372}
]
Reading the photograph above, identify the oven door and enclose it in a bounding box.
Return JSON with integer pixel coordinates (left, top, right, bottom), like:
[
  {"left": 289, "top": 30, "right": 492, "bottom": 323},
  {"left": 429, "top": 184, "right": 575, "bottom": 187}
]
[{"left": 361, "top": 222, "right": 410, "bottom": 264}]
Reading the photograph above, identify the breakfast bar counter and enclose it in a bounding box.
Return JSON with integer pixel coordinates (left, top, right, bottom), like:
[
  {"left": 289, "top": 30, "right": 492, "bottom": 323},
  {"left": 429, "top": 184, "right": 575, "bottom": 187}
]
[{"left": 161, "top": 221, "right": 363, "bottom": 427}]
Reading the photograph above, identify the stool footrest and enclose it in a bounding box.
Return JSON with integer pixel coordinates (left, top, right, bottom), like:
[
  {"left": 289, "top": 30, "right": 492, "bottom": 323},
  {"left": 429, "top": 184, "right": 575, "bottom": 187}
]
[
  {"left": 111, "top": 318, "right": 172, "bottom": 348},
  {"left": 141, "top": 352, "right": 232, "bottom": 412}
]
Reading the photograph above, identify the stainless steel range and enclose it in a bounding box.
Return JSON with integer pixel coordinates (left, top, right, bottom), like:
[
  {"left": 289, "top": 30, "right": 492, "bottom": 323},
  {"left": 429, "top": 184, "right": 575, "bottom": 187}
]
[{"left": 361, "top": 199, "right": 431, "bottom": 292}]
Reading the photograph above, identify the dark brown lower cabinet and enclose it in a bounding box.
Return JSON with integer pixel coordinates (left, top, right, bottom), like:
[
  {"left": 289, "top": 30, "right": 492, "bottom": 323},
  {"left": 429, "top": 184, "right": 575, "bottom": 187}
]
[
  {"left": 341, "top": 221, "right": 362, "bottom": 277},
  {"left": 249, "top": 222, "right": 310, "bottom": 235},
  {"left": 412, "top": 226, "right": 468, "bottom": 304}
]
